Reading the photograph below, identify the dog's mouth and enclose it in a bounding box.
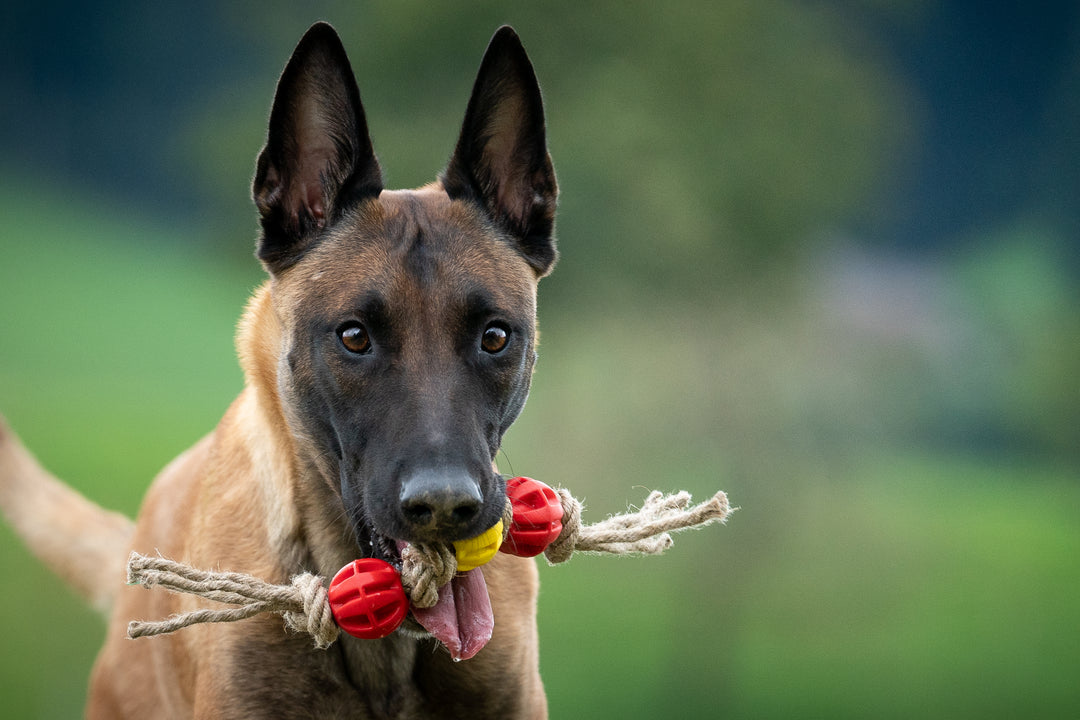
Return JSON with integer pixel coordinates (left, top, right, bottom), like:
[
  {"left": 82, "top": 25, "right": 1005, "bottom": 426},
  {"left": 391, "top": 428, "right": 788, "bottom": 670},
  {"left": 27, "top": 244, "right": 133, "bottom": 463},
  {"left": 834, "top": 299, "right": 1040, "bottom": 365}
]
[
  {"left": 396, "top": 539, "right": 494, "bottom": 661},
  {"left": 359, "top": 525, "right": 494, "bottom": 661}
]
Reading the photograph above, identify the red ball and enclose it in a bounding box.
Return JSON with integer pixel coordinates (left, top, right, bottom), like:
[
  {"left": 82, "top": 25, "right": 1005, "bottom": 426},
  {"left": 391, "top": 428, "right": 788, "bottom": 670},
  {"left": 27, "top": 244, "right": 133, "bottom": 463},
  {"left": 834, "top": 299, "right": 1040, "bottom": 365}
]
[
  {"left": 327, "top": 558, "right": 408, "bottom": 640},
  {"left": 500, "top": 476, "right": 564, "bottom": 557}
]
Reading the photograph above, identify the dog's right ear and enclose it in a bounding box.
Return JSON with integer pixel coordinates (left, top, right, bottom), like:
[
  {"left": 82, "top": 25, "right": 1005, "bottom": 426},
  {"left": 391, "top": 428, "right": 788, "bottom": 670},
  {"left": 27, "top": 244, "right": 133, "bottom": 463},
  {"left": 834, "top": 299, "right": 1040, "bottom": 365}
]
[{"left": 252, "top": 22, "right": 382, "bottom": 274}]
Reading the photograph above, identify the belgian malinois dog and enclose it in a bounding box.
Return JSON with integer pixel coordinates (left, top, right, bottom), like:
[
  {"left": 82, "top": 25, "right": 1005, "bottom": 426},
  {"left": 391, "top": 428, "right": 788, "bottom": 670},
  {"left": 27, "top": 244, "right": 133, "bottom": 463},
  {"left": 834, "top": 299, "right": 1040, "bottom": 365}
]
[{"left": 0, "top": 22, "right": 556, "bottom": 718}]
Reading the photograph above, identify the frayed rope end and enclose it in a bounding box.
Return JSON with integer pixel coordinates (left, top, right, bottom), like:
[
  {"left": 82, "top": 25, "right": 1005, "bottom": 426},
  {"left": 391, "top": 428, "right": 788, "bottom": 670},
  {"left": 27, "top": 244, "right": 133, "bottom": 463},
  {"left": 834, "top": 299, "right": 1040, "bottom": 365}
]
[{"left": 547, "top": 487, "right": 735, "bottom": 562}]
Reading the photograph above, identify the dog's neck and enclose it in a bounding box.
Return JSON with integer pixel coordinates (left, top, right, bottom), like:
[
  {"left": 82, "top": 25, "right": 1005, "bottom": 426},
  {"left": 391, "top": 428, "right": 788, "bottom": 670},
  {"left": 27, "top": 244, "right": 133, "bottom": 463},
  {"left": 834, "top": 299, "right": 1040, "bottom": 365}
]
[{"left": 334, "top": 633, "right": 424, "bottom": 717}]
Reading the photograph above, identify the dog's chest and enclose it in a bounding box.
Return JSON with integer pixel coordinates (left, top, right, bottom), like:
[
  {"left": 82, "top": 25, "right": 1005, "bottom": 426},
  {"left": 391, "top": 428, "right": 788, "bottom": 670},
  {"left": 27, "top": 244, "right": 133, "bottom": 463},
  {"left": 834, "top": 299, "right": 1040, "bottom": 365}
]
[
  {"left": 223, "top": 629, "right": 420, "bottom": 719},
  {"left": 224, "top": 629, "right": 523, "bottom": 720}
]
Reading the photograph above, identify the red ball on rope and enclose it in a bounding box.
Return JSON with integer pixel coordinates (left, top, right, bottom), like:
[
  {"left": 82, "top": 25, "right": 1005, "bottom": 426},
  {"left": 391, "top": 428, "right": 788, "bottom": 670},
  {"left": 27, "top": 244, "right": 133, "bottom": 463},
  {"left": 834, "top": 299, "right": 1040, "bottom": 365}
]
[
  {"left": 327, "top": 558, "right": 409, "bottom": 639},
  {"left": 500, "top": 476, "right": 564, "bottom": 557}
]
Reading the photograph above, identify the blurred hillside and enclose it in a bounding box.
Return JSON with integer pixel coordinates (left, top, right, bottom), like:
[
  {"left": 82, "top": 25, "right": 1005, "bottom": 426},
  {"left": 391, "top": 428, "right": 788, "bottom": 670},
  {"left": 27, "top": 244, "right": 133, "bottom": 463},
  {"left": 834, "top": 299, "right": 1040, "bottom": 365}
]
[{"left": 1, "top": 1, "right": 1078, "bottom": 718}]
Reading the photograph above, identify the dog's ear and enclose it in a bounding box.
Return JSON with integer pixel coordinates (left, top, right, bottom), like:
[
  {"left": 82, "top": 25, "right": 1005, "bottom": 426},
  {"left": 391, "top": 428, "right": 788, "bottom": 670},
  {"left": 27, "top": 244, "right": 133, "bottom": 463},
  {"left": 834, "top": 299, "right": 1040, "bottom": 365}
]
[
  {"left": 253, "top": 22, "right": 383, "bottom": 274},
  {"left": 442, "top": 27, "right": 558, "bottom": 277}
]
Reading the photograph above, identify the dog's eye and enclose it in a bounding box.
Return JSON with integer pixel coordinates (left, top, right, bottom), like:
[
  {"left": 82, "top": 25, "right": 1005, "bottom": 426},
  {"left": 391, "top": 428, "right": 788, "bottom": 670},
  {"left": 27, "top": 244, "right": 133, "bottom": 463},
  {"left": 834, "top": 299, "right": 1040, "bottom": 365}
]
[
  {"left": 480, "top": 323, "right": 510, "bottom": 354},
  {"left": 339, "top": 323, "right": 372, "bottom": 354}
]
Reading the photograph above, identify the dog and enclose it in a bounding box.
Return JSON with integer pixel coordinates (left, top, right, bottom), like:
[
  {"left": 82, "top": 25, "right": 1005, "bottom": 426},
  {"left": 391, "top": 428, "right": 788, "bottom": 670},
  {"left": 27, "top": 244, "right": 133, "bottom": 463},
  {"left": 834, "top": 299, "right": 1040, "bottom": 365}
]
[{"left": 0, "top": 22, "right": 556, "bottom": 718}]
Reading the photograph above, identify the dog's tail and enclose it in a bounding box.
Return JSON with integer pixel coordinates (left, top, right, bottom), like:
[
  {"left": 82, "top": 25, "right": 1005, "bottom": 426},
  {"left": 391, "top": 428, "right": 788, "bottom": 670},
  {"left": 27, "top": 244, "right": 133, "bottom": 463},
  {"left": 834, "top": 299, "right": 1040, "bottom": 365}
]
[{"left": 0, "top": 415, "right": 134, "bottom": 614}]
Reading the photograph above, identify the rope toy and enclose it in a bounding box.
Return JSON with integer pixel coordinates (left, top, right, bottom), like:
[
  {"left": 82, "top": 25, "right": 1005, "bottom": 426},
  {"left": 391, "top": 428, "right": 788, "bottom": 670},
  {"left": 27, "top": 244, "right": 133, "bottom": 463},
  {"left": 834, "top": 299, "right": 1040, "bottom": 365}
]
[{"left": 127, "top": 478, "right": 733, "bottom": 651}]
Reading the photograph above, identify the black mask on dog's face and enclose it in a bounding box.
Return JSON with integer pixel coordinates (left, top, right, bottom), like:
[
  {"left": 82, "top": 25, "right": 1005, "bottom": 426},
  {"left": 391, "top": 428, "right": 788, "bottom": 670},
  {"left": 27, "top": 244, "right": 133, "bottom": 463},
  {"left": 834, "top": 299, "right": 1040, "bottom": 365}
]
[{"left": 252, "top": 23, "right": 556, "bottom": 553}]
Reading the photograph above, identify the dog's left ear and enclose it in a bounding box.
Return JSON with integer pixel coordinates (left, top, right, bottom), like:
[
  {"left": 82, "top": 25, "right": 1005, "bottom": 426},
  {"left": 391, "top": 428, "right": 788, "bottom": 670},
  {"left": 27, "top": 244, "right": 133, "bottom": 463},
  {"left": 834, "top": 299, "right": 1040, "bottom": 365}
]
[
  {"left": 442, "top": 27, "right": 558, "bottom": 277},
  {"left": 253, "top": 22, "right": 383, "bottom": 274}
]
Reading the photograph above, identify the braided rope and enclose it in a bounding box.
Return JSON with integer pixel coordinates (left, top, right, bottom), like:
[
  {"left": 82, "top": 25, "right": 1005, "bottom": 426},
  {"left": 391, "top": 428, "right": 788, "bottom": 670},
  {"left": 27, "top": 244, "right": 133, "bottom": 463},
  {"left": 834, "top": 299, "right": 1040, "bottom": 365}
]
[
  {"left": 125, "top": 488, "right": 733, "bottom": 647},
  {"left": 126, "top": 554, "right": 339, "bottom": 649},
  {"left": 544, "top": 489, "right": 730, "bottom": 564}
]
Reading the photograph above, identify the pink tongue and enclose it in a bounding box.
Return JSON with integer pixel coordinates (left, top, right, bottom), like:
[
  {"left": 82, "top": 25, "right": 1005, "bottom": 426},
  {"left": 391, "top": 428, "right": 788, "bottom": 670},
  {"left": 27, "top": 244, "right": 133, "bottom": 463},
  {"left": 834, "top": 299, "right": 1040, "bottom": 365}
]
[{"left": 410, "top": 567, "right": 493, "bottom": 661}]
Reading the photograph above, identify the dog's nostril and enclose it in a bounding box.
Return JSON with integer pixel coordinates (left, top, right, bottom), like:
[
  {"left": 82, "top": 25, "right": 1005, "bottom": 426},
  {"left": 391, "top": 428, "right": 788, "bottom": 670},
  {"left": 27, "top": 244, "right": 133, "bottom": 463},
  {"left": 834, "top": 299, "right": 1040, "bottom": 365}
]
[
  {"left": 403, "top": 503, "right": 434, "bottom": 527},
  {"left": 452, "top": 502, "right": 480, "bottom": 524}
]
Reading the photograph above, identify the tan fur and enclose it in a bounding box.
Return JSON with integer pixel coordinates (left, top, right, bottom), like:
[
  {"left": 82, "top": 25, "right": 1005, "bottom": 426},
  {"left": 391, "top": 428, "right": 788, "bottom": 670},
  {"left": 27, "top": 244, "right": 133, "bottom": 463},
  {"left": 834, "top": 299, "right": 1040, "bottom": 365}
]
[{"left": 0, "top": 419, "right": 134, "bottom": 613}]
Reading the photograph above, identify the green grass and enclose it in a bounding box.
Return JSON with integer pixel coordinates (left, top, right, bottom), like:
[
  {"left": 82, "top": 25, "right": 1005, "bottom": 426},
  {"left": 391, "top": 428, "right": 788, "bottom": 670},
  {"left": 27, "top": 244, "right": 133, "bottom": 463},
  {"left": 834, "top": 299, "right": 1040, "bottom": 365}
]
[
  {"left": 723, "top": 456, "right": 1080, "bottom": 719},
  {"left": 2, "top": 184, "right": 1078, "bottom": 718}
]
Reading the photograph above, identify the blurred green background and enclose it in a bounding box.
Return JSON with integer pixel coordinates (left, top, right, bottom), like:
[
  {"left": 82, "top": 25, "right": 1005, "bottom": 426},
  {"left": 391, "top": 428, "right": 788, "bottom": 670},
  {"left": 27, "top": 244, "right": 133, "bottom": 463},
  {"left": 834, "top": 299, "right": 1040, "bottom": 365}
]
[{"left": 2, "top": 1, "right": 1078, "bottom": 717}]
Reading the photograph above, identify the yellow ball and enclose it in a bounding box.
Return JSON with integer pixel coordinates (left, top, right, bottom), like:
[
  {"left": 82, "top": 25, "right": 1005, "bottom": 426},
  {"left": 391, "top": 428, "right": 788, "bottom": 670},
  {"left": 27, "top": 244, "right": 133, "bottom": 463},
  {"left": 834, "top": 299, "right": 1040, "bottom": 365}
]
[{"left": 453, "top": 520, "right": 503, "bottom": 572}]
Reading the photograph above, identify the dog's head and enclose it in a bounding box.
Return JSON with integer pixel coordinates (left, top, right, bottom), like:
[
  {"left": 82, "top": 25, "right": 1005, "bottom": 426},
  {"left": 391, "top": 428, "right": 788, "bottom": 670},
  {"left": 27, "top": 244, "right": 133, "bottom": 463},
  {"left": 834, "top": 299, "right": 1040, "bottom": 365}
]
[{"left": 250, "top": 23, "right": 556, "bottom": 557}]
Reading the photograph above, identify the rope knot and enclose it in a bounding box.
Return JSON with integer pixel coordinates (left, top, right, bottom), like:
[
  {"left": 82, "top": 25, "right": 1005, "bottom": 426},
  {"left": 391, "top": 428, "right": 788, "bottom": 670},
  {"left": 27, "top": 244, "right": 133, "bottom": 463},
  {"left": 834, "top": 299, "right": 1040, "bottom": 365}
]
[
  {"left": 284, "top": 573, "right": 338, "bottom": 649},
  {"left": 400, "top": 543, "right": 456, "bottom": 608},
  {"left": 543, "top": 489, "right": 582, "bottom": 564}
]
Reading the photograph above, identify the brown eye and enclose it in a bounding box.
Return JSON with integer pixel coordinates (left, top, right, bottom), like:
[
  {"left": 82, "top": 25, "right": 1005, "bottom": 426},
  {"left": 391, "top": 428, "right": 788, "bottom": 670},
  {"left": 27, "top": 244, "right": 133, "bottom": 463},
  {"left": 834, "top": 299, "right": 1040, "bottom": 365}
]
[
  {"left": 339, "top": 323, "right": 371, "bottom": 354},
  {"left": 480, "top": 323, "right": 510, "bottom": 354}
]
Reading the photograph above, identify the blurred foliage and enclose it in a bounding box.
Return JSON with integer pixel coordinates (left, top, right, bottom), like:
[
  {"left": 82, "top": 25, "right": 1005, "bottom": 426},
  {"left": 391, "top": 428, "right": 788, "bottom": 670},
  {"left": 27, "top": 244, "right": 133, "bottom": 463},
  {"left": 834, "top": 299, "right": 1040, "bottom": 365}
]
[
  {"left": 177, "top": 0, "right": 914, "bottom": 296},
  {"left": 1, "top": 1, "right": 1078, "bottom": 718},
  {"left": 948, "top": 227, "right": 1080, "bottom": 457}
]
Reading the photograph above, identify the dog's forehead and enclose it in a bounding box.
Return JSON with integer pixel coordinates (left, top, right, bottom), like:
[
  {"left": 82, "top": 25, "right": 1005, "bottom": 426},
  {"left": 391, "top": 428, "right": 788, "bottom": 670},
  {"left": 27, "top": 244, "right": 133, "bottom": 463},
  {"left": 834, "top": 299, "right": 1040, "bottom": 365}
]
[{"left": 275, "top": 187, "right": 538, "bottom": 323}]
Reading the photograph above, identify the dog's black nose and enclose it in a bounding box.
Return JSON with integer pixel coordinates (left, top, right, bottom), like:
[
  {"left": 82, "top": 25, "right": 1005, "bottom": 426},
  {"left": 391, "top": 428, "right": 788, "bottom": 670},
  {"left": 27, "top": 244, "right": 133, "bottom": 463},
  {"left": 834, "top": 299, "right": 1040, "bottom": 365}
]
[{"left": 399, "top": 469, "right": 483, "bottom": 537}]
